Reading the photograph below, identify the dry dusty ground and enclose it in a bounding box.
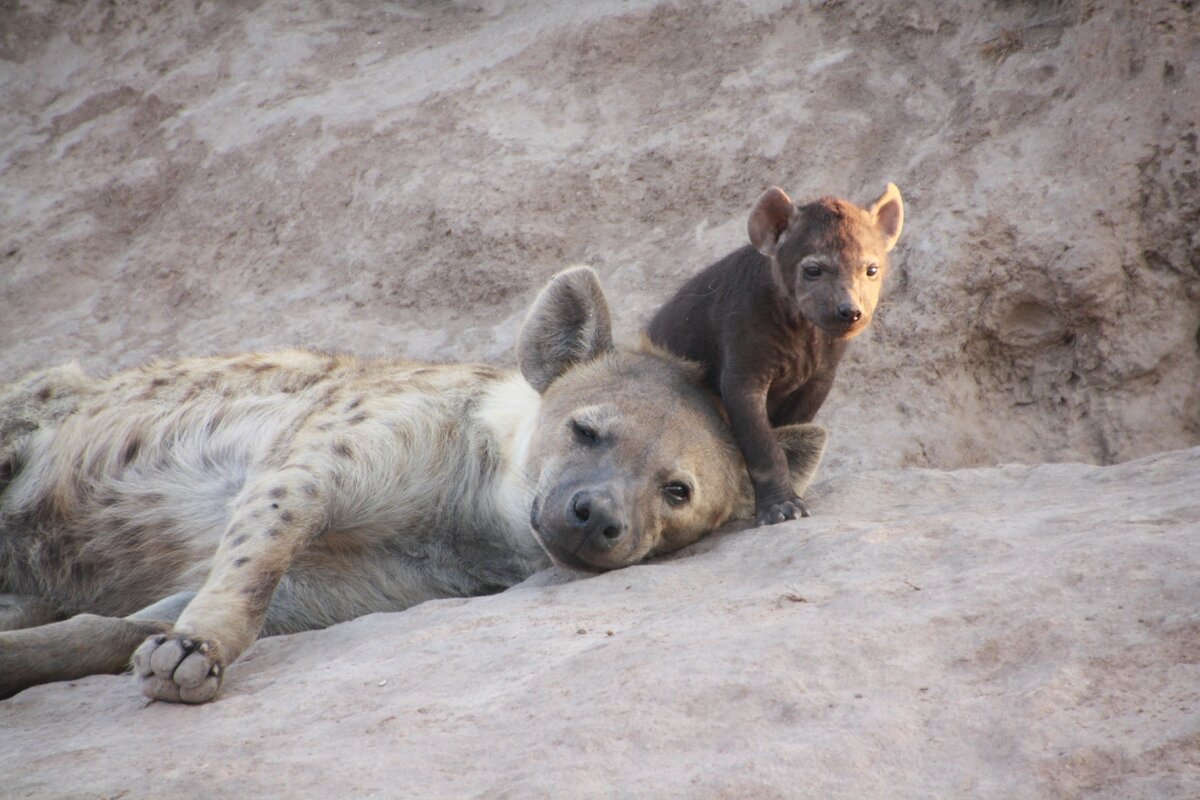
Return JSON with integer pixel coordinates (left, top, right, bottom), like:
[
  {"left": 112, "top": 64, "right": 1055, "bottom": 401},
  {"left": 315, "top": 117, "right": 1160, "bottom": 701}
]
[
  {"left": 0, "top": 1, "right": 1198, "bottom": 797},
  {"left": 1, "top": 447, "right": 1198, "bottom": 798}
]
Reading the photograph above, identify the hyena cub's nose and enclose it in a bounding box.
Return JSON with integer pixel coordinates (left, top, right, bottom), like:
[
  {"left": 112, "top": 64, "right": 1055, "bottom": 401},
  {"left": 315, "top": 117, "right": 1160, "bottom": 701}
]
[
  {"left": 569, "top": 489, "right": 627, "bottom": 549},
  {"left": 836, "top": 302, "right": 863, "bottom": 322}
]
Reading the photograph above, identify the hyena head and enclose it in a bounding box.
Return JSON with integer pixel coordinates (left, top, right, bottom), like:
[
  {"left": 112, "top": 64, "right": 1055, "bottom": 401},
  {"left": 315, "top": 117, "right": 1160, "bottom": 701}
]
[
  {"left": 748, "top": 183, "right": 904, "bottom": 339},
  {"left": 518, "top": 267, "right": 826, "bottom": 572}
]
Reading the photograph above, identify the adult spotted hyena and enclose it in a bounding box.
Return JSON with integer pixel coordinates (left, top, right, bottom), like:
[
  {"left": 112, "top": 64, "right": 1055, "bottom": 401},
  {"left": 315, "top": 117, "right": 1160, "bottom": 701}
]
[{"left": 0, "top": 267, "right": 826, "bottom": 703}]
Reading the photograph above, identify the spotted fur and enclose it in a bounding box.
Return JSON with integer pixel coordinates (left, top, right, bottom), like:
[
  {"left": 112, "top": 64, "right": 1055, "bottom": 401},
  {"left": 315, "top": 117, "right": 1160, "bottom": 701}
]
[{"left": 0, "top": 268, "right": 826, "bottom": 703}]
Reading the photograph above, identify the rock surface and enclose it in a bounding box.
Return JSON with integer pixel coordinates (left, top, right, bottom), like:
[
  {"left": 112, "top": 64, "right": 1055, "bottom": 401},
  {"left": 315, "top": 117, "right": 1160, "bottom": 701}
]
[
  {"left": 1, "top": 0, "right": 1197, "bottom": 476},
  {"left": 1, "top": 2, "right": 1198, "bottom": 798},
  {"left": 2, "top": 447, "right": 1198, "bottom": 799}
]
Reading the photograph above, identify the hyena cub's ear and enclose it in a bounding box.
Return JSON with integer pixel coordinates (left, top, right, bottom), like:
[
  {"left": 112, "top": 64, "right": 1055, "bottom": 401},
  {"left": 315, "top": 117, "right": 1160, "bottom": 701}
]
[
  {"left": 775, "top": 423, "right": 828, "bottom": 497},
  {"left": 867, "top": 183, "right": 904, "bottom": 253},
  {"left": 518, "top": 266, "right": 615, "bottom": 394},
  {"left": 747, "top": 186, "right": 798, "bottom": 257}
]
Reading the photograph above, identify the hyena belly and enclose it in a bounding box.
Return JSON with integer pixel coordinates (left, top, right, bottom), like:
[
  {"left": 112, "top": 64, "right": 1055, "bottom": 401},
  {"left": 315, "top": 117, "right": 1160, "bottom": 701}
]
[
  {"left": 0, "top": 360, "right": 324, "bottom": 617},
  {"left": 0, "top": 351, "right": 545, "bottom": 628}
]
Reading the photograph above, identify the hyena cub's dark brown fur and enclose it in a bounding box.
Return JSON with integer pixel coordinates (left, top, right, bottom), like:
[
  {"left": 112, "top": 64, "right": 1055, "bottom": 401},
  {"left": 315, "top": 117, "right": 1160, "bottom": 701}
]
[{"left": 648, "top": 184, "right": 903, "bottom": 526}]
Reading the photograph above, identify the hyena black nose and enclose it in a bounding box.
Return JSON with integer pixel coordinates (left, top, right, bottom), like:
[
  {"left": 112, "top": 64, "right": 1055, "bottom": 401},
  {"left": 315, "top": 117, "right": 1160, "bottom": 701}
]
[
  {"left": 836, "top": 302, "right": 862, "bottom": 322},
  {"left": 569, "top": 490, "right": 626, "bottom": 549}
]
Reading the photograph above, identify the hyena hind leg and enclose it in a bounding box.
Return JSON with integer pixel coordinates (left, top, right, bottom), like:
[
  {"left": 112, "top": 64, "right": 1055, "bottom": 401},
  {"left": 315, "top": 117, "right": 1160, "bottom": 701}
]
[
  {"left": 0, "top": 591, "right": 195, "bottom": 700},
  {"left": 0, "top": 594, "right": 63, "bottom": 632}
]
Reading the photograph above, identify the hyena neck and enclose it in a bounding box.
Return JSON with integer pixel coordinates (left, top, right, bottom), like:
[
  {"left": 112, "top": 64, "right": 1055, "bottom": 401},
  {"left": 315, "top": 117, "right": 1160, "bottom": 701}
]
[{"left": 476, "top": 372, "right": 547, "bottom": 565}]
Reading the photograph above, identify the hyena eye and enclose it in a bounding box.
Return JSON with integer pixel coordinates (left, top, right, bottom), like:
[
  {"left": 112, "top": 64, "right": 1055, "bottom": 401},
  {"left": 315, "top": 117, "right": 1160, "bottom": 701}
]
[
  {"left": 803, "top": 265, "right": 823, "bottom": 279},
  {"left": 662, "top": 482, "right": 691, "bottom": 506},
  {"left": 865, "top": 264, "right": 880, "bottom": 278},
  {"left": 571, "top": 419, "right": 598, "bottom": 445}
]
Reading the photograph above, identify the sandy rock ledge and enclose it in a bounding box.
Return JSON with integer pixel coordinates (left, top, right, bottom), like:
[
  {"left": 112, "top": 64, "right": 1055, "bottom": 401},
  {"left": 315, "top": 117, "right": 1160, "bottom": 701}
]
[{"left": 2, "top": 447, "right": 1197, "bottom": 799}]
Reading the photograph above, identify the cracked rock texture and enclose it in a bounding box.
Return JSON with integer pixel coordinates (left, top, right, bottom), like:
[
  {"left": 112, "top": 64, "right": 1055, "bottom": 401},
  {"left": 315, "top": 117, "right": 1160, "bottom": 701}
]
[{"left": 1, "top": 1, "right": 1197, "bottom": 797}]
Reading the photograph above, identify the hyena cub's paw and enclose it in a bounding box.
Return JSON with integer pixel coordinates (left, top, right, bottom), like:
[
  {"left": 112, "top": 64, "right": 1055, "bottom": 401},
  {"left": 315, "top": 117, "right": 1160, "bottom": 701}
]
[
  {"left": 133, "top": 633, "right": 225, "bottom": 704},
  {"left": 756, "top": 496, "right": 811, "bottom": 527}
]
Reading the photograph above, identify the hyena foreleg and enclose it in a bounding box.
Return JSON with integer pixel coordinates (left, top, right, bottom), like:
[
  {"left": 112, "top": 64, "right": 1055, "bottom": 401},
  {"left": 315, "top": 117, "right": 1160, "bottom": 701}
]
[{"left": 133, "top": 465, "right": 328, "bottom": 703}]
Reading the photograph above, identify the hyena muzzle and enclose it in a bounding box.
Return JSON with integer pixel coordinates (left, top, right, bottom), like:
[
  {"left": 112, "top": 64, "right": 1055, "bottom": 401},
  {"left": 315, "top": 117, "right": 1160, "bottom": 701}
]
[{"left": 0, "top": 267, "right": 826, "bottom": 703}]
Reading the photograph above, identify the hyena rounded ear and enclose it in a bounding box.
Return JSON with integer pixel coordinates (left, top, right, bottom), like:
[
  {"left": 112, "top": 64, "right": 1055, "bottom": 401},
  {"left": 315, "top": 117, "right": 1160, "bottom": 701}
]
[
  {"left": 518, "top": 266, "right": 615, "bottom": 394},
  {"left": 747, "top": 186, "right": 797, "bottom": 257},
  {"left": 774, "top": 423, "right": 828, "bottom": 497},
  {"left": 868, "top": 183, "right": 904, "bottom": 253}
]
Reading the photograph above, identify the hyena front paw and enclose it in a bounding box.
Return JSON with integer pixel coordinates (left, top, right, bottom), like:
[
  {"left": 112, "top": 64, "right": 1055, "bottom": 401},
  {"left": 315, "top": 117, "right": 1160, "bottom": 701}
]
[{"left": 132, "top": 633, "right": 225, "bottom": 703}]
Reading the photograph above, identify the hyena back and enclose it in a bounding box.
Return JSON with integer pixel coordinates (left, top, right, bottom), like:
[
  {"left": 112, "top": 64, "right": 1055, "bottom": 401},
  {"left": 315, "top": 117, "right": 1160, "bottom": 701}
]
[{"left": 0, "top": 267, "right": 826, "bottom": 703}]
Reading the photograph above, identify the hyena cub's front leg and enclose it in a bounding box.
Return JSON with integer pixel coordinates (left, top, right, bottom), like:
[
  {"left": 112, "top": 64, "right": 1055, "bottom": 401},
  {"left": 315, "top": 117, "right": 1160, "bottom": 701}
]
[{"left": 134, "top": 466, "right": 326, "bottom": 703}]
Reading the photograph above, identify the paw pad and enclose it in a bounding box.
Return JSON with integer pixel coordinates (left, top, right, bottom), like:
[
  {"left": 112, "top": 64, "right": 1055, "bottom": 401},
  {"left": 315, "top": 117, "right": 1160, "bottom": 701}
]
[{"left": 133, "top": 633, "right": 224, "bottom": 704}]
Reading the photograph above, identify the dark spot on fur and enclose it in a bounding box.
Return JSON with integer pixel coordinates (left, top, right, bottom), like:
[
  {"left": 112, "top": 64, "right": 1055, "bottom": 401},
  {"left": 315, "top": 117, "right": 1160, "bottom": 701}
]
[
  {"left": 268, "top": 486, "right": 288, "bottom": 499},
  {"left": 279, "top": 510, "right": 294, "bottom": 523},
  {"left": 150, "top": 376, "right": 170, "bottom": 388},
  {"left": 121, "top": 438, "right": 142, "bottom": 466},
  {"left": 283, "top": 373, "right": 323, "bottom": 394},
  {"left": 411, "top": 368, "right": 433, "bottom": 376},
  {"left": 346, "top": 397, "right": 362, "bottom": 410},
  {"left": 333, "top": 441, "right": 354, "bottom": 459},
  {"left": 253, "top": 363, "right": 278, "bottom": 373},
  {"left": 230, "top": 534, "right": 248, "bottom": 548},
  {"left": 193, "top": 374, "right": 219, "bottom": 393},
  {"left": 472, "top": 366, "right": 499, "bottom": 380},
  {"left": 266, "top": 526, "right": 283, "bottom": 538},
  {"left": 348, "top": 413, "right": 367, "bottom": 425},
  {"left": 303, "top": 483, "right": 319, "bottom": 498},
  {"left": 270, "top": 502, "right": 279, "bottom": 510},
  {"left": 233, "top": 557, "right": 250, "bottom": 568},
  {"left": 36, "top": 385, "right": 52, "bottom": 402},
  {"left": 205, "top": 409, "right": 226, "bottom": 435}
]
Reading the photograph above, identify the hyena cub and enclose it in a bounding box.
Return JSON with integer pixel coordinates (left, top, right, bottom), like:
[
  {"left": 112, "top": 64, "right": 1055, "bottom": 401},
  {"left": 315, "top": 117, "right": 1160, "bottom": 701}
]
[
  {"left": 648, "top": 184, "right": 903, "bottom": 526},
  {"left": 0, "top": 267, "right": 827, "bottom": 703}
]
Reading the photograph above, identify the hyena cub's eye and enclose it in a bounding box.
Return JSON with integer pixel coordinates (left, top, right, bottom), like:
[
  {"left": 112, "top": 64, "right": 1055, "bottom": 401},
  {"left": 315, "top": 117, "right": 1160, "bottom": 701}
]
[
  {"left": 865, "top": 264, "right": 880, "bottom": 278},
  {"left": 571, "top": 419, "right": 598, "bottom": 446},
  {"left": 662, "top": 482, "right": 692, "bottom": 506},
  {"left": 803, "top": 265, "right": 823, "bottom": 279}
]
